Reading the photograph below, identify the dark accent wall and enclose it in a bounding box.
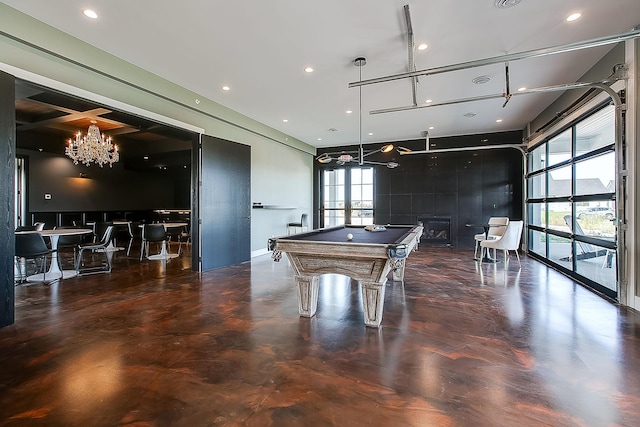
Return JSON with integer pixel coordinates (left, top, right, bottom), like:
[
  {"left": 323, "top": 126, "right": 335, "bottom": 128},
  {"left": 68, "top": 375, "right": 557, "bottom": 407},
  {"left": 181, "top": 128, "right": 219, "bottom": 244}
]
[
  {"left": 315, "top": 132, "right": 524, "bottom": 248},
  {"left": 375, "top": 147, "right": 523, "bottom": 248},
  {"left": 19, "top": 148, "right": 180, "bottom": 216},
  {"left": 1, "top": 71, "right": 15, "bottom": 327}
]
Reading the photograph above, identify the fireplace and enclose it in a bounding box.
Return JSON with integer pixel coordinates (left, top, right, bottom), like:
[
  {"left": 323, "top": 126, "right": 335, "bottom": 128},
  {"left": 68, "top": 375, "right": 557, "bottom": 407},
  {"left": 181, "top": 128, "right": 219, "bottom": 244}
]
[{"left": 418, "top": 216, "right": 451, "bottom": 246}]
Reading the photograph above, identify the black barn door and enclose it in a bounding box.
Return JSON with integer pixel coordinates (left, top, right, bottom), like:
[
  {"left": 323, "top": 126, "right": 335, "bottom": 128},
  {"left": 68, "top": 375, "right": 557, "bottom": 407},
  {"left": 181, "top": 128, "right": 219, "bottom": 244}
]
[{"left": 200, "top": 135, "right": 251, "bottom": 270}]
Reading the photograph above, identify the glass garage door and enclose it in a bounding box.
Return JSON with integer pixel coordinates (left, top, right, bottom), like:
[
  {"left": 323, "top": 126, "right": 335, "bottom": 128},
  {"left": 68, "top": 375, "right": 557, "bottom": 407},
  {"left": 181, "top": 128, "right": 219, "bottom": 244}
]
[{"left": 527, "top": 104, "right": 617, "bottom": 299}]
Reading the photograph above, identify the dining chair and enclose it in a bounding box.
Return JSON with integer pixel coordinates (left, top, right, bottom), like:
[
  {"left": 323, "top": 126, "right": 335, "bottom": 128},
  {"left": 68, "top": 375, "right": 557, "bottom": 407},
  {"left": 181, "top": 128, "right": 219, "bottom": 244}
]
[
  {"left": 140, "top": 224, "right": 169, "bottom": 260},
  {"left": 474, "top": 217, "right": 509, "bottom": 259},
  {"left": 75, "top": 226, "right": 115, "bottom": 275},
  {"left": 15, "top": 232, "right": 56, "bottom": 283},
  {"left": 480, "top": 220, "right": 524, "bottom": 266},
  {"left": 177, "top": 227, "right": 191, "bottom": 256},
  {"left": 287, "top": 213, "right": 308, "bottom": 235},
  {"left": 55, "top": 227, "right": 85, "bottom": 271}
]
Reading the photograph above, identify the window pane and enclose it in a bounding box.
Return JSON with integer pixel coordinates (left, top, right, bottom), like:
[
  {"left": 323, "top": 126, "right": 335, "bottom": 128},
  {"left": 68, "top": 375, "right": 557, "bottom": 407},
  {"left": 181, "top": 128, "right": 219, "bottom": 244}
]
[
  {"left": 324, "top": 169, "right": 345, "bottom": 212},
  {"left": 362, "top": 168, "right": 373, "bottom": 183},
  {"left": 529, "top": 229, "right": 546, "bottom": 257},
  {"left": 574, "top": 242, "right": 616, "bottom": 292},
  {"left": 351, "top": 209, "right": 373, "bottom": 225},
  {"left": 548, "top": 202, "right": 570, "bottom": 232},
  {"left": 575, "top": 105, "right": 614, "bottom": 156},
  {"left": 324, "top": 210, "right": 345, "bottom": 227},
  {"left": 529, "top": 144, "right": 545, "bottom": 172},
  {"left": 575, "top": 152, "right": 615, "bottom": 196},
  {"left": 362, "top": 184, "right": 373, "bottom": 202},
  {"left": 549, "top": 235, "right": 573, "bottom": 270},
  {"left": 528, "top": 202, "right": 546, "bottom": 227},
  {"left": 575, "top": 201, "right": 616, "bottom": 239},
  {"left": 351, "top": 185, "right": 362, "bottom": 202},
  {"left": 548, "top": 129, "right": 572, "bottom": 167},
  {"left": 547, "top": 165, "right": 572, "bottom": 197},
  {"left": 527, "top": 173, "right": 545, "bottom": 198},
  {"left": 351, "top": 168, "right": 362, "bottom": 184}
]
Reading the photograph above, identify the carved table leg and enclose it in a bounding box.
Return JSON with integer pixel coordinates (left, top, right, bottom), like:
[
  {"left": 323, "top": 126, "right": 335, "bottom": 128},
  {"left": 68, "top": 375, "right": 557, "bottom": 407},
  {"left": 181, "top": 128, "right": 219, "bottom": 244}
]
[
  {"left": 295, "top": 275, "right": 319, "bottom": 317},
  {"left": 391, "top": 258, "right": 406, "bottom": 282},
  {"left": 359, "top": 279, "right": 387, "bottom": 328}
]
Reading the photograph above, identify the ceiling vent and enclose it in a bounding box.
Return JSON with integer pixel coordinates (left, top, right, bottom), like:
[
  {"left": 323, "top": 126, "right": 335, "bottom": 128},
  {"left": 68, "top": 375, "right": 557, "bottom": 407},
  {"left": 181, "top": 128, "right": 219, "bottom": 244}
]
[
  {"left": 494, "top": 0, "right": 522, "bottom": 9},
  {"left": 472, "top": 75, "right": 491, "bottom": 85}
]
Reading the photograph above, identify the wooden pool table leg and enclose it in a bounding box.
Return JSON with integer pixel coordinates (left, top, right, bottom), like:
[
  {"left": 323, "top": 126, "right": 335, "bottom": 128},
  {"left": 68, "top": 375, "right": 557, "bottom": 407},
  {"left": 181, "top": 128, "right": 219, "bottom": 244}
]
[
  {"left": 391, "top": 258, "right": 406, "bottom": 282},
  {"left": 360, "top": 279, "right": 387, "bottom": 328},
  {"left": 295, "top": 275, "right": 319, "bottom": 318}
]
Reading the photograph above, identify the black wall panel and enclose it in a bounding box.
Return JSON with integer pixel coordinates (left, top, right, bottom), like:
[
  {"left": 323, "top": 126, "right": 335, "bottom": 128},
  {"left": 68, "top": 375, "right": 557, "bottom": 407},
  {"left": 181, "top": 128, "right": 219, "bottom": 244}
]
[
  {"left": 0, "top": 71, "right": 15, "bottom": 327},
  {"left": 315, "top": 134, "right": 524, "bottom": 248}
]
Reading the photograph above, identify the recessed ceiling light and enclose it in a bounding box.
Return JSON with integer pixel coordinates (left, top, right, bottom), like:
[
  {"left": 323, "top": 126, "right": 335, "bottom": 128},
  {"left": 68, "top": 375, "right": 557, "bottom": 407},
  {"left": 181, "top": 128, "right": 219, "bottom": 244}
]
[
  {"left": 566, "top": 12, "right": 581, "bottom": 22},
  {"left": 368, "top": 132, "right": 373, "bottom": 136},
  {"left": 304, "top": 67, "right": 314, "bottom": 73},
  {"left": 428, "top": 126, "right": 434, "bottom": 130},
  {"left": 425, "top": 99, "right": 432, "bottom": 103},
  {"left": 317, "top": 138, "right": 322, "bottom": 141},
  {"left": 518, "top": 87, "right": 527, "bottom": 92},
  {"left": 346, "top": 110, "right": 352, "bottom": 114},
  {"left": 222, "top": 86, "right": 230, "bottom": 91},
  {"left": 282, "top": 119, "right": 288, "bottom": 123},
  {"left": 195, "top": 99, "right": 200, "bottom": 104},
  {"left": 417, "top": 43, "right": 428, "bottom": 51},
  {"left": 496, "top": 119, "right": 503, "bottom": 123},
  {"left": 143, "top": 156, "right": 149, "bottom": 160},
  {"left": 83, "top": 9, "right": 98, "bottom": 19}
]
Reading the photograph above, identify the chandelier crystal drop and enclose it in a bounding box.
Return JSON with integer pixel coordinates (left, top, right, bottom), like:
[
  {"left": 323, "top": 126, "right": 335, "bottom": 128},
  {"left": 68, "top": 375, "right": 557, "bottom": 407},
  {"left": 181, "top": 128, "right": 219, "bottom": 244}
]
[{"left": 65, "top": 121, "right": 119, "bottom": 167}]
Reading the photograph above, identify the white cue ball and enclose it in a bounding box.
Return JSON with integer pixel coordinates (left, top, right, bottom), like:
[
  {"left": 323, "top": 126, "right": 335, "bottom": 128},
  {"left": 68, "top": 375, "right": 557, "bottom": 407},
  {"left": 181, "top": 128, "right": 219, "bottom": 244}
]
[{"left": 347, "top": 233, "right": 354, "bottom": 241}]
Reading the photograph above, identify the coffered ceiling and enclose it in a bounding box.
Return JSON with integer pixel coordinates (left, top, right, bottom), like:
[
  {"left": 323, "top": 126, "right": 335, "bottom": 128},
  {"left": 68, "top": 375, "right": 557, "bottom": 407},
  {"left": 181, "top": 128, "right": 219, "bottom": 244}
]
[
  {"left": 15, "top": 80, "right": 193, "bottom": 170},
  {"left": 3, "top": 0, "right": 640, "bottom": 149}
]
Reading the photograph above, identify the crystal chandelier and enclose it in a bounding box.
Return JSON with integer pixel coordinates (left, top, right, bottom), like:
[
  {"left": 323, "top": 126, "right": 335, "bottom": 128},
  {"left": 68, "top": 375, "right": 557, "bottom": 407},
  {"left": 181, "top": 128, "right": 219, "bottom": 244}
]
[{"left": 65, "top": 120, "right": 119, "bottom": 167}]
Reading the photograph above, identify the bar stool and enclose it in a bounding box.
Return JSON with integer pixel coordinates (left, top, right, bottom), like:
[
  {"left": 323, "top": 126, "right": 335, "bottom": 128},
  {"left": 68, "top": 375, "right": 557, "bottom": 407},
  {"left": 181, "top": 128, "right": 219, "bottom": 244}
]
[{"left": 287, "top": 213, "right": 308, "bottom": 235}]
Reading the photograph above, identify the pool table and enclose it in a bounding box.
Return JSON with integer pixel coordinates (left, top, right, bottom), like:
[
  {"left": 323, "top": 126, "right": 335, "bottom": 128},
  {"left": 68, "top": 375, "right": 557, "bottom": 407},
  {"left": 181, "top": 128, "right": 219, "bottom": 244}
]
[{"left": 268, "top": 224, "right": 423, "bottom": 328}]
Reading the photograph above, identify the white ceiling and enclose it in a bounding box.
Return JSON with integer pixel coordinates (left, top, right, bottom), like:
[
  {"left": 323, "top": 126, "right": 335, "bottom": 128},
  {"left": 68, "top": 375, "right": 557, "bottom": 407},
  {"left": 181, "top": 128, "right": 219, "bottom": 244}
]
[{"left": 3, "top": 0, "right": 640, "bottom": 148}]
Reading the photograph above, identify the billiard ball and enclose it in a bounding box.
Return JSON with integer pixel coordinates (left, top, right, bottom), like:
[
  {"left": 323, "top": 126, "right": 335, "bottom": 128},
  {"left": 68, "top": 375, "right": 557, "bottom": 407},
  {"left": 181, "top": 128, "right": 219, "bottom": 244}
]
[{"left": 347, "top": 233, "right": 353, "bottom": 241}]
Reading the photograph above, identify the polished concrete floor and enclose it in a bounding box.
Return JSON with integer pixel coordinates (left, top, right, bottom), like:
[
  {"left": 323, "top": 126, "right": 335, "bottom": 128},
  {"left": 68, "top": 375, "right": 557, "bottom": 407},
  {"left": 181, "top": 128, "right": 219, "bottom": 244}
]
[{"left": 2, "top": 243, "right": 640, "bottom": 426}]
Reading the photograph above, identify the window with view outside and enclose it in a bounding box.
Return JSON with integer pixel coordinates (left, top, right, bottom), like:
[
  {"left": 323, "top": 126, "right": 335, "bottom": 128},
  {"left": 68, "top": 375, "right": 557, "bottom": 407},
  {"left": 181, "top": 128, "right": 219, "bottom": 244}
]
[
  {"left": 323, "top": 169, "right": 345, "bottom": 227},
  {"left": 526, "top": 104, "right": 617, "bottom": 298},
  {"left": 350, "top": 167, "right": 374, "bottom": 225}
]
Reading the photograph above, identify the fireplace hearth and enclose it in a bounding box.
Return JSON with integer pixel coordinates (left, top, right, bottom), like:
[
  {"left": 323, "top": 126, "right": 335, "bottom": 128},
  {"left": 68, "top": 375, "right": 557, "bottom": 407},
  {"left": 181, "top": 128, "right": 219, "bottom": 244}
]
[{"left": 418, "top": 216, "right": 451, "bottom": 246}]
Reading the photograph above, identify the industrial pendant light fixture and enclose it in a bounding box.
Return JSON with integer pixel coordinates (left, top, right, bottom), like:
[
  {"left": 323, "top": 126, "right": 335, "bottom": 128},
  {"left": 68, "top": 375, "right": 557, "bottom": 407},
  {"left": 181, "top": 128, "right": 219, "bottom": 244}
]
[{"left": 315, "top": 57, "right": 398, "bottom": 168}]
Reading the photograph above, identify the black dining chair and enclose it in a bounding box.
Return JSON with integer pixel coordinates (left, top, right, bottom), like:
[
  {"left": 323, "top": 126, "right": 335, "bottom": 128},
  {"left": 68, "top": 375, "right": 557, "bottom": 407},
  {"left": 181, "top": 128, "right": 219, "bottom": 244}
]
[
  {"left": 287, "top": 213, "right": 308, "bottom": 235},
  {"left": 56, "top": 227, "right": 86, "bottom": 271},
  {"left": 15, "top": 232, "right": 56, "bottom": 283},
  {"left": 140, "top": 224, "right": 169, "bottom": 260},
  {"left": 75, "top": 225, "right": 115, "bottom": 275},
  {"left": 177, "top": 227, "right": 191, "bottom": 256}
]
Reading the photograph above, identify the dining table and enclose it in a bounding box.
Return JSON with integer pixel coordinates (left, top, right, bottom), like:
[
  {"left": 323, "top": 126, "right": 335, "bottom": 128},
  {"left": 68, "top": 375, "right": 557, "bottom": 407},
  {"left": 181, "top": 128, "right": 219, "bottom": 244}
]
[
  {"left": 465, "top": 223, "right": 499, "bottom": 263},
  {"left": 16, "top": 228, "right": 93, "bottom": 282}
]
